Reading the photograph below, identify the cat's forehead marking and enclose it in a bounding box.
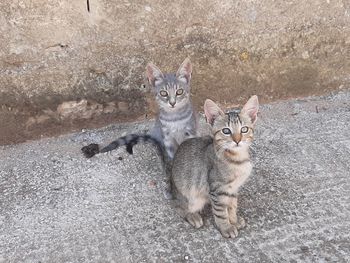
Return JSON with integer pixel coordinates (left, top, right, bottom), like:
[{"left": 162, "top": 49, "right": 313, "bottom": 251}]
[
  {"left": 162, "top": 74, "right": 180, "bottom": 90},
  {"left": 226, "top": 108, "right": 241, "bottom": 126}
]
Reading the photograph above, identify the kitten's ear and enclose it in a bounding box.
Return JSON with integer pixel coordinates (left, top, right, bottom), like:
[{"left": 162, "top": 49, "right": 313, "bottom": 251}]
[
  {"left": 146, "top": 63, "right": 164, "bottom": 87},
  {"left": 204, "top": 99, "right": 224, "bottom": 125},
  {"left": 242, "top": 95, "right": 259, "bottom": 124},
  {"left": 176, "top": 58, "right": 192, "bottom": 84}
]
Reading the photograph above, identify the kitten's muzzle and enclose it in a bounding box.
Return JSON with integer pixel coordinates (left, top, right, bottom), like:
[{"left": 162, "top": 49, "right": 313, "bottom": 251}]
[
  {"left": 232, "top": 133, "right": 242, "bottom": 145},
  {"left": 169, "top": 98, "right": 176, "bottom": 107}
]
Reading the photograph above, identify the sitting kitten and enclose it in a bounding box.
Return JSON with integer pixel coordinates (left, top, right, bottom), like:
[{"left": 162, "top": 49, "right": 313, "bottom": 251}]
[
  {"left": 171, "top": 95, "right": 259, "bottom": 238},
  {"left": 81, "top": 58, "right": 197, "bottom": 160}
]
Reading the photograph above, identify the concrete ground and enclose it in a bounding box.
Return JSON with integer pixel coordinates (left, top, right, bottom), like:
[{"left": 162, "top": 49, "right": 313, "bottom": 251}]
[{"left": 1, "top": 91, "right": 349, "bottom": 263}]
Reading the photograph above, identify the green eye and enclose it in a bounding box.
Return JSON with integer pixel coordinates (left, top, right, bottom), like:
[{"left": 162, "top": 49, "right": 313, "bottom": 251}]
[
  {"left": 176, "top": 89, "right": 184, "bottom": 96},
  {"left": 241, "top": 126, "right": 249, "bottom": 133},
  {"left": 159, "top": 90, "right": 168, "bottom": 97},
  {"left": 222, "top": 128, "right": 231, "bottom": 135}
]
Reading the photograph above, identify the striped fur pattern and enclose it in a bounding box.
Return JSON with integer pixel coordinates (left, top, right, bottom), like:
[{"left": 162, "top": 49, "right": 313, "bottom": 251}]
[
  {"left": 81, "top": 134, "right": 166, "bottom": 166},
  {"left": 171, "top": 96, "right": 259, "bottom": 238},
  {"left": 81, "top": 58, "right": 197, "bottom": 160},
  {"left": 99, "top": 134, "right": 161, "bottom": 155},
  {"left": 81, "top": 134, "right": 164, "bottom": 158}
]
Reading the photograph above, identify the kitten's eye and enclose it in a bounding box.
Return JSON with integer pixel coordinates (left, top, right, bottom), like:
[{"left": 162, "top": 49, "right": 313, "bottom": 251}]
[
  {"left": 241, "top": 126, "right": 249, "bottom": 133},
  {"left": 222, "top": 128, "right": 231, "bottom": 135},
  {"left": 159, "top": 90, "right": 168, "bottom": 97},
  {"left": 176, "top": 89, "right": 184, "bottom": 96}
]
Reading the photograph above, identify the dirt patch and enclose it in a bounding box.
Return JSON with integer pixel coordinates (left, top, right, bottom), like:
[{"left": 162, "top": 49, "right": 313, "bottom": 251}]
[
  {"left": 0, "top": 107, "right": 149, "bottom": 146},
  {"left": 0, "top": 89, "right": 151, "bottom": 145},
  {"left": 0, "top": 85, "right": 346, "bottom": 146}
]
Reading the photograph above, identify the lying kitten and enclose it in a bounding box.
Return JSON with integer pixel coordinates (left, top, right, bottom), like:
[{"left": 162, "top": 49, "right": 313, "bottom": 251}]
[
  {"left": 171, "top": 95, "right": 259, "bottom": 238},
  {"left": 81, "top": 58, "right": 197, "bottom": 159}
]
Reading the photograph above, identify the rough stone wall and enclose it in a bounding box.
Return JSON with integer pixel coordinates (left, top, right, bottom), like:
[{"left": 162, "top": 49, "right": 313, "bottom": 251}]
[{"left": 0, "top": 0, "right": 349, "bottom": 144}]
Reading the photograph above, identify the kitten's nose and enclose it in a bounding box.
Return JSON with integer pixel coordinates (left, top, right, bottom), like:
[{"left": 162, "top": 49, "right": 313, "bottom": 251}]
[
  {"left": 169, "top": 98, "right": 176, "bottom": 107},
  {"left": 232, "top": 133, "right": 242, "bottom": 145}
]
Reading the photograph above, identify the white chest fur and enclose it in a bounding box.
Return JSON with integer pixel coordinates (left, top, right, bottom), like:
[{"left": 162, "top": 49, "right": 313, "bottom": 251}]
[
  {"left": 221, "top": 161, "right": 252, "bottom": 194},
  {"left": 161, "top": 117, "right": 193, "bottom": 144}
]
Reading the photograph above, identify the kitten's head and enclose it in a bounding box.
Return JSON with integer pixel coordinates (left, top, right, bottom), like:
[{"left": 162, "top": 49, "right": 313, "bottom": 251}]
[
  {"left": 204, "top": 96, "right": 259, "bottom": 154},
  {"left": 146, "top": 58, "right": 192, "bottom": 111}
]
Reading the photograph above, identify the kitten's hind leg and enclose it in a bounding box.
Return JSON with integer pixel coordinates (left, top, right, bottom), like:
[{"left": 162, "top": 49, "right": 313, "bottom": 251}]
[
  {"left": 163, "top": 136, "right": 178, "bottom": 160},
  {"left": 185, "top": 195, "right": 207, "bottom": 228},
  {"left": 162, "top": 157, "right": 174, "bottom": 200},
  {"left": 186, "top": 212, "right": 203, "bottom": 229},
  {"left": 174, "top": 192, "right": 205, "bottom": 229}
]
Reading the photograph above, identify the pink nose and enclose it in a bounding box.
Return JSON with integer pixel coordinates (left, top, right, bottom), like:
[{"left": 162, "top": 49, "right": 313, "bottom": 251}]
[{"left": 232, "top": 133, "right": 242, "bottom": 145}]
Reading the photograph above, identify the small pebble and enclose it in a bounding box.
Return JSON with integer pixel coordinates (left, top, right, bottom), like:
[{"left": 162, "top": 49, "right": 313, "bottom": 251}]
[
  {"left": 118, "top": 157, "right": 123, "bottom": 161},
  {"left": 148, "top": 180, "right": 157, "bottom": 188},
  {"left": 300, "top": 245, "right": 309, "bottom": 252},
  {"left": 301, "top": 51, "right": 309, "bottom": 59}
]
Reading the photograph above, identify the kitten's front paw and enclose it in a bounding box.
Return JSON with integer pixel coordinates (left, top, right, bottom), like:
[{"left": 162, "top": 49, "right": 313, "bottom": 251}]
[
  {"left": 235, "top": 216, "right": 246, "bottom": 230},
  {"left": 186, "top": 213, "right": 203, "bottom": 229},
  {"left": 218, "top": 225, "right": 238, "bottom": 239},
  {"left": 163, "top": 188, "right": 174, "bottom": 200},
  {"left": 161, "top": 181, "right": 174, "bottom": 200}
]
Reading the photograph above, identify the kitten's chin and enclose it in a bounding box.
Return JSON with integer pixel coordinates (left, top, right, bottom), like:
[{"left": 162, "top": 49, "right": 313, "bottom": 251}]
[
  {"left": 224, "top": 144, "right": 250, "bottom": 161},
  {"left": 229, "top": 146, "right": 243, "bottom": 152},
  {"left": 227, "top": 143, "right": 249, "bottom": 152},
  {"left": 161, "top": 102, "right": 186, "bottom": 112},
  {"left": 161, "top": 105, "right": 177, "bottom": 112}
]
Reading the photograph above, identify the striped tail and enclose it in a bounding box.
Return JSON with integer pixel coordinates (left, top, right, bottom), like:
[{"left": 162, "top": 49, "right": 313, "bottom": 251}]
[{"left": 81, "top": 134, "right": 164, "bottom": 158}]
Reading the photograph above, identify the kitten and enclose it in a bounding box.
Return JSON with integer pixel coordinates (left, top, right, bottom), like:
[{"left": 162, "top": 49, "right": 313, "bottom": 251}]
[
  {"left": 81, "top": 58, "right": 197, "bottom": 160},
  {"left": 171, "top": 95, "right": 259, "bottom": 238}
]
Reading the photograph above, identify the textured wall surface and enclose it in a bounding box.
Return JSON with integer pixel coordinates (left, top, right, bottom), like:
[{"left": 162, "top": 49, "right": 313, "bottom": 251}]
[{"left": 0, "top": 0, "right": 350, "bottom": 144}]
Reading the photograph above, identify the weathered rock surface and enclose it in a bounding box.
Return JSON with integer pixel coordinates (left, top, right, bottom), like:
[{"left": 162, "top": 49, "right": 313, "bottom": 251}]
[{"left": 0, "top": 0, "right": 349, "bottom": 144}]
